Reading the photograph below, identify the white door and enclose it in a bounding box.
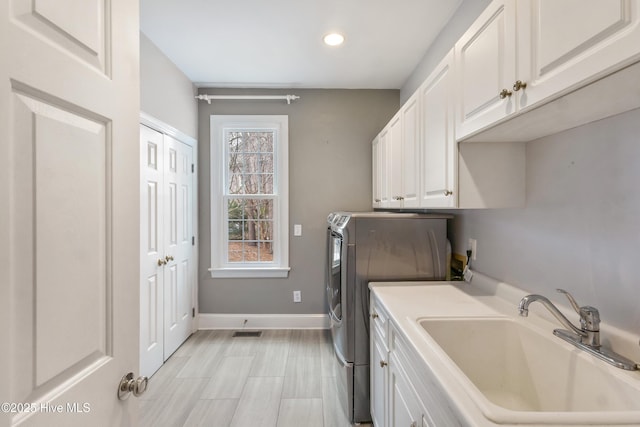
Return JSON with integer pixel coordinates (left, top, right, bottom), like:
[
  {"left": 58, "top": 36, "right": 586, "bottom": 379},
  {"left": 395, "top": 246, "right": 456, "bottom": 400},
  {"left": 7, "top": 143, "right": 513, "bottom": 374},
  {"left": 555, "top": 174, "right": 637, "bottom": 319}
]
[
  {"left": 140, "top": 125, "right": 165, "bottom": 378},
  {"left": 0, "top": 0, "right": 141, "bottom": 426},
  {"left": 140, "top": 127, "right": 194, "bottom": 378},
  {"left": 162, "top": 134, "right": 194, "bottom": 358}
]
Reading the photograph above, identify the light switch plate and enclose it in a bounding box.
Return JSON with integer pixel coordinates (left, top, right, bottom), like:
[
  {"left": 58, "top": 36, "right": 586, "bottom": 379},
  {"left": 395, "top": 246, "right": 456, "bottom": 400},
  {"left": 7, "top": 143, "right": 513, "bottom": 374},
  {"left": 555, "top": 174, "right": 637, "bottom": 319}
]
[{"left": 294, "top": 224, "right": 302, "bottom": 236}]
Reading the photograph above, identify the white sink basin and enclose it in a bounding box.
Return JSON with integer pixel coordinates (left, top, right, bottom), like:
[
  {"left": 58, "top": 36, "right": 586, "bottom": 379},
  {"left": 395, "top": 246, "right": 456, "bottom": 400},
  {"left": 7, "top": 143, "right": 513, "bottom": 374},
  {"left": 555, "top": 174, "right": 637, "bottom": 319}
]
[{"left": 418, "top": 317, "right": 640, "bottom": 424}]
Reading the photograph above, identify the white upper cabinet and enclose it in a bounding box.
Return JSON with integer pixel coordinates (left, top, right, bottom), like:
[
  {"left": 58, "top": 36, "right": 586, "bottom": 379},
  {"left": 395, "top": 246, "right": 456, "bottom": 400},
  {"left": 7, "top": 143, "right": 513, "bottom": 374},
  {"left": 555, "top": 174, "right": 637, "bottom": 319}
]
[
  {"left": 455, "top": 0, "right": 518, "bottom": 139},
  {"left": 456, "top": 0, "right": 640, "bottom": 140},
  {"left": 401, "top": 93, "right": 421, "bottom": 208},
  {"left": 372, "top": 132, "right": 390, "bottom": 208},
  {"left": 517, "top": 0, "right": 640, "bottom": 108},
  {"left": 419, "top": 51, "right": 456, "bottom": 208},
  {"left": 388, "top": 112, "right": 404, "bottom": 208},
  {"left": 372, "top": 0, "right": 640, "bottom": 210},
  {"left": 373, "top": 101, "right": 422, "bottom": 209}
]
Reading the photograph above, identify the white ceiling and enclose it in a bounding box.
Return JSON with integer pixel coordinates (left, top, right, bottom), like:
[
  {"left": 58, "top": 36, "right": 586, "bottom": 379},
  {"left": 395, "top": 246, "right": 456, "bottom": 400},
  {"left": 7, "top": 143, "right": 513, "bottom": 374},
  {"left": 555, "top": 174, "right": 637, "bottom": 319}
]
[{"left": 140, "top": 0, "right": 462, "bottom": 89}]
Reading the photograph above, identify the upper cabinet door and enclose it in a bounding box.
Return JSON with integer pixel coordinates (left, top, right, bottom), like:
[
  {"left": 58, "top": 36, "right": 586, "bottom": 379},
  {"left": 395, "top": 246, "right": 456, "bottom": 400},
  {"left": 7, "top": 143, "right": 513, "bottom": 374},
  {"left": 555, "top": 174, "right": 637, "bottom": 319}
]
[
  {"left": 401, "top": 93, "right": 420, "bottom": 208},
  {"left": 388, "top": 112, "right": 404, "bottom": 208},
  {"left": 373, "top": 130, "right": 391, "bottom": 208},
  {"left": 517, "top": 0, "right": 640, "bottom": 108},
  {"left": 420, "top": 50, "right": 456, "bottom": 208},
  {"left": 455, "top": 0, "right": 517, "bottom": 139},
  {"left": 372, "top": 135, "right": 382, "bottom": 208}
]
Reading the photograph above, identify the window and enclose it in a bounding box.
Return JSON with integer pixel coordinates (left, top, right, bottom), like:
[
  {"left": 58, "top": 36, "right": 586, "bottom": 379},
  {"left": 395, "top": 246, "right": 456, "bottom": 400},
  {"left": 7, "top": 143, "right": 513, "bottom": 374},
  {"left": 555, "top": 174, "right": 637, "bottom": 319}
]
[{"left": 209, "top": 115, "right": 289, "bottom": 278}]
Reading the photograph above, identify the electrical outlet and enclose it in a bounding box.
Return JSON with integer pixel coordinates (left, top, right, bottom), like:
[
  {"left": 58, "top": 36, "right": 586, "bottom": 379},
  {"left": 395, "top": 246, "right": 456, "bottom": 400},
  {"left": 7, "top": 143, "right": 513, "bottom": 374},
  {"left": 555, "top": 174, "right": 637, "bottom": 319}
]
[
  {"left": 468, "top": 238, "right": 477, "bottom": 261},
  {"left": 293, "top": 290, "right": 301, "bottom": 303}
]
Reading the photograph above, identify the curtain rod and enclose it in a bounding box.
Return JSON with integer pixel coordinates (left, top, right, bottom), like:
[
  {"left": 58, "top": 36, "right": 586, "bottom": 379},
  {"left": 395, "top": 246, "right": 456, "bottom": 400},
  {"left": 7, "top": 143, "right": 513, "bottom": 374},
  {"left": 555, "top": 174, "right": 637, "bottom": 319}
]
[{"left": 195, "top": 94, "right": 300, "bottom": 105}]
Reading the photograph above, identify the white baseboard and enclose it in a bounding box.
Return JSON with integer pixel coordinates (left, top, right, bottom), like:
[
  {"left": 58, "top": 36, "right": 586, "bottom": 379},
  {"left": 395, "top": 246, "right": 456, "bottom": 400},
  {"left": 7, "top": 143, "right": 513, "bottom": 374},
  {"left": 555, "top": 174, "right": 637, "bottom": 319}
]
[{"left": 197, "top": 313, "right": 330, "bottom": 330}]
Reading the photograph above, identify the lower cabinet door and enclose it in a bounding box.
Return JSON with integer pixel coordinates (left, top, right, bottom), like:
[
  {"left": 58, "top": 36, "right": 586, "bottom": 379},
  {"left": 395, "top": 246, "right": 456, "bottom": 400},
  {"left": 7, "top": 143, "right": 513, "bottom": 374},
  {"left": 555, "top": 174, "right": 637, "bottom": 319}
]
[
  {"left": 389, "top": 353, "right": 420, "bottom": 427},
  {"left": 371, "top": 327, "right": 388, "bottom": 427}
]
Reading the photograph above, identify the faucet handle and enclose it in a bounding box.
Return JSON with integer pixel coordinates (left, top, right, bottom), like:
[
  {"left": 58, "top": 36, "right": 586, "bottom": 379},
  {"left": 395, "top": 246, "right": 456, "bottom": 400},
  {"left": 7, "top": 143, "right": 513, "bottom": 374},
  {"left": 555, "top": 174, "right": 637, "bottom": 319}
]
[
  {"left": 556, "top": 289, "right": 581, "bottom": 313},
  {"left": 579, "top": 306, "right": 600, "bottom": 331},
  {"left": 556, "top": 289, "right": 600, "bottom": 331}
]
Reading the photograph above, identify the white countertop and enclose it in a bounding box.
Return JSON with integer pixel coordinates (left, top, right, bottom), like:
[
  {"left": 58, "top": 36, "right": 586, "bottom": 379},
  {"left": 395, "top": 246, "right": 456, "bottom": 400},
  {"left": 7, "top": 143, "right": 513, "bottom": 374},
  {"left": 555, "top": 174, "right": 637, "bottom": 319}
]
[{"left": 369, "top": 272, "right": 640, "bottom": 426}]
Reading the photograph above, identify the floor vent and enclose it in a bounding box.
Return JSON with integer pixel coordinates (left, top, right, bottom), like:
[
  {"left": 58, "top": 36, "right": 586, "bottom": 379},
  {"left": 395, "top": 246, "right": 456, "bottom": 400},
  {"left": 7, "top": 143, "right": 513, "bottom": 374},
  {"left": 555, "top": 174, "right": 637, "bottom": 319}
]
[{"left": 232, "top": 331, "right": 263, "bottom": 338}]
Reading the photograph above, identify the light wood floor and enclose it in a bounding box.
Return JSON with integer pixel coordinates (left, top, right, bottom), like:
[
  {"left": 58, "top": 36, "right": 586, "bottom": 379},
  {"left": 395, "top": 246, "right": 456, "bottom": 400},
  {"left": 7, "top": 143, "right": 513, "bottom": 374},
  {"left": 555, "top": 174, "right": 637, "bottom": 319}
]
[{"left": 140, "top": 329, "right": 370, "bottom": 427}]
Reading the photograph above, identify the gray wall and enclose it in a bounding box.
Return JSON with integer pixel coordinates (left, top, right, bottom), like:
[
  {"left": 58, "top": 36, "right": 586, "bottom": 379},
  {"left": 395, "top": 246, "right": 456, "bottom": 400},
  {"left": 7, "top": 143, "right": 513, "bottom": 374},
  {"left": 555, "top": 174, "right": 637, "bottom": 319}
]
[
  {"left": 198, "top": 88, "right": 399, "bottom": 314},
  {"left": 140, "top": 33, "right": 198, "bottom": 138},
  {"left": 449, "top": 108, "right": 640, "bottom": 333}
]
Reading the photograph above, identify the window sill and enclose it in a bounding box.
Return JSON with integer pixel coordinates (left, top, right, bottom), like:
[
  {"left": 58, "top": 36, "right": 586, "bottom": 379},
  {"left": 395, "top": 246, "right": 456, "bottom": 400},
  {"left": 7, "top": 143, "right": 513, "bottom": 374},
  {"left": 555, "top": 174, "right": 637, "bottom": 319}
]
[{"left": 208, "top": 267, "right": 290, "bottom": 279}]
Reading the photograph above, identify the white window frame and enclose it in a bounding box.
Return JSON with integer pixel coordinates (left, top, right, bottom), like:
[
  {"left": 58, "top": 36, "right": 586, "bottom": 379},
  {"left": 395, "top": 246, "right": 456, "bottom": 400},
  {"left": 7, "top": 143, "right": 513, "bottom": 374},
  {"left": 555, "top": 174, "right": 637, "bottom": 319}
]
[{"left": 209, "top": 115, "right": 289, "bottom": 278}]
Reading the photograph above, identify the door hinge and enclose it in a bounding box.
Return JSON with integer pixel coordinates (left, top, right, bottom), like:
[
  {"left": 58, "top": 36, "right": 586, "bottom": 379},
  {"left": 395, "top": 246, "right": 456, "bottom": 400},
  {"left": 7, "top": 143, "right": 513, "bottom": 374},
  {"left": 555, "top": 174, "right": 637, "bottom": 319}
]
[
  {"left": 192, "top": 236, "right": 195, "bottom": 246},
  {"left": 192, "top": 308, "right": 195, "bottom": 318},
  {"left": 191, "top": 163, "right": 194, "bottom": 173}
]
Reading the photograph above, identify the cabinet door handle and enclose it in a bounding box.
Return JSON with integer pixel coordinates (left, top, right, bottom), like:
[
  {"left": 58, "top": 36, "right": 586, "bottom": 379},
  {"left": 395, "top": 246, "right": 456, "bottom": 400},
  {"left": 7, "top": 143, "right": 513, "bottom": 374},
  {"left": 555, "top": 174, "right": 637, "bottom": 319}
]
[
  {"left": 513, "top": 80, "right": 527, "bottom": 91},
  {"left": 499, "top": 88, "right": 512, "bottom": 99},
  {"left": 443, "top": 190, "right": 453, "bottom": 196},
  {"left": 371, "top": 312, "right": 379, "bottom": 319},
  {"left": 165, "top": 255, "right": 174, "bottom": 262},
  {"left": 157, "top": 258, "right": 167, "bottom": 266},
  {"left": 380, "top": 360, "right": 388, "bottom": 368}
]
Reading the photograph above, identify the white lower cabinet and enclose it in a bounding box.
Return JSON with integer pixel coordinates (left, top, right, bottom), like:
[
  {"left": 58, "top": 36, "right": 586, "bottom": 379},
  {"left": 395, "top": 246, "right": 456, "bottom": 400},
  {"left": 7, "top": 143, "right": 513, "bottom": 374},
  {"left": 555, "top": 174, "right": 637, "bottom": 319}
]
[
  {"left": 371, "top": 293, "right": 465, "bottom": 427},
  {"left": 389, "top": 351, "right": 421, "bottom": 427},
  {"left": 371, "top": 298, "right": 389, "bottom": 427},
  {"left": 371, "top": 324, "right": 389, "bottom": 427}
]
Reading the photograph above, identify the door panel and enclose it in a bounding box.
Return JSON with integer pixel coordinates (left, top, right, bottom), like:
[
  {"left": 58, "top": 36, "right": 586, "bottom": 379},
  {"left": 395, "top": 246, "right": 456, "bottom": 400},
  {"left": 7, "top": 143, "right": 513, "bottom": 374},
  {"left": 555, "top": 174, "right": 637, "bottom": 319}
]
[
  {"left": 519, "top": 0, "right": 640, "bottom": 107},
  {"left": 537, "top": 2, "right": 623, "bottom": 73},
  {"left": 1, "top": 0, "right": 140, "bottom": 423},
  {"left": 163, "top": 135, "right": 193, "bottom": 358},
  {"left": 140, "top": 124, "right": 164, "bottom": 378},
  {"left": 12, "top": 0, "right": 109, "bottom": 73},
  {"left": 11, "top": 86, "right": 110, "bottom": 402}
]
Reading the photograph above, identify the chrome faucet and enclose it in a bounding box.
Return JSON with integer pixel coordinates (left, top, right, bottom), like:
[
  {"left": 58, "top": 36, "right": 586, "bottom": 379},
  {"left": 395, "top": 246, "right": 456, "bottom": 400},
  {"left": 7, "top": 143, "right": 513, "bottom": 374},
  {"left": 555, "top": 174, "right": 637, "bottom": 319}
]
[
  {"left": 518, "top": 289, "right": 600, "bottom": 347},
  {"left": 518, "top": 289, "right": 638, "bottom": 371}
]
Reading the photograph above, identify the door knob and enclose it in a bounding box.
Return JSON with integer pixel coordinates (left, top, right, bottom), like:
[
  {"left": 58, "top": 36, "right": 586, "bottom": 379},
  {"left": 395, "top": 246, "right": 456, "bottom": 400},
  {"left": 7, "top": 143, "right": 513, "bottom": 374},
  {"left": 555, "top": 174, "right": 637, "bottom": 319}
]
[
  {"left": 165, "top": 255, "right": 174, "bottom": 262},
  {"left": 380, "top": 360, "right": 388, "bottom": 368},
  {"left": 157, "top": 258, "right": 167, "bottom": 266},
  {"left": 499, "top": 88, "right": 512, "bottom": 99},
  {"left": 513, "top": 80, "right": 527, "bottom": 91},
  {"left": 118, "top": 372, "right": 148, "bottom": 400}
]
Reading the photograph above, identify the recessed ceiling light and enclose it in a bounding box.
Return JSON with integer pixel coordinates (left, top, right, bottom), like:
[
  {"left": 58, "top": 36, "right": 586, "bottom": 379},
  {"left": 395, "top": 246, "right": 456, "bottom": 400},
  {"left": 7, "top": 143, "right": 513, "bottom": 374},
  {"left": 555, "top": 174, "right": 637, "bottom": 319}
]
[{"left": 323, "top": 33, "right": 345, "bottom": 46}]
